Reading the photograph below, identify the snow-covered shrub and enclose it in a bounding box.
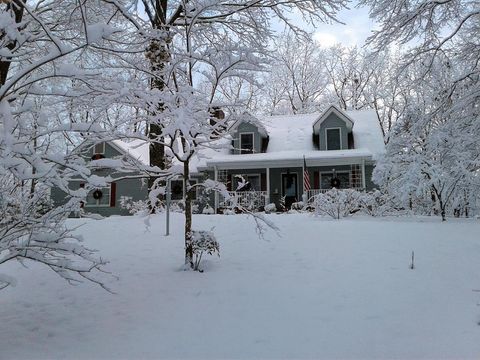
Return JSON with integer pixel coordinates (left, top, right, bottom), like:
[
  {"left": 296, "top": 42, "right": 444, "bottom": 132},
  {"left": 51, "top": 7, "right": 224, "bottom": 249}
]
[
  {"left": 264, "top": 203, "right": 277, "bottom": 214},
  {"left": 188, "top": 230, "right": 220, "bottom": 271},
  {"left": 313, "top": 189, "right": 361, "bottom": 219},
  {"left": 120, "top": 196, "right": 161, "bottom": 215},
  {"left": 358, "top": 190, "right": 400, "bottom": 217},
  {"left": 278, "top": 195, "right": 286, "bottom": 212},
  {"left": 223, "top": 209, "right": 236, "bottom": 215},
  {"left": 202, "top": 205, "right": 214, "bottom": 215},
  {"left": 291, "top": 201, "right": 305, "bottom": 211},
  {"left": 170, "top": 201, "right": 185, "bottom": 213}
]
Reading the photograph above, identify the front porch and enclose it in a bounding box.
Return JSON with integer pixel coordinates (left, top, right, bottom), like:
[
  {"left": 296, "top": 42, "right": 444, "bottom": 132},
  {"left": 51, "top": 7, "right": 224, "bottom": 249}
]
[{"left": 211, "top": 157, "right": 373, "bottom": 212}]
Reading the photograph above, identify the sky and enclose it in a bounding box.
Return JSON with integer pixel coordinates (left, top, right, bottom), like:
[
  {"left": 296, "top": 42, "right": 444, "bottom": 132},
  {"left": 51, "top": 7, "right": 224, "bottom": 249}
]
[
  {"left": 313, "top": 5, "right": 376, "bottom": 48},
  {"left": 278, "top": 3, "right": 377, "bottom": 48}
]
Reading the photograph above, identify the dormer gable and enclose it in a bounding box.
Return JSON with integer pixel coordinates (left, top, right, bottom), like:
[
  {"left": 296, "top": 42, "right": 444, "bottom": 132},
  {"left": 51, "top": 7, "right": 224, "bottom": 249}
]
[
  {"left": 228, "top": 113, "right": 269, "bottom": 154},
  {"left": 76, "top": 140, "right": 123, "bottom": 161},
  {"left": 312, "top": 105, "right": 355, "bottom": 151}
]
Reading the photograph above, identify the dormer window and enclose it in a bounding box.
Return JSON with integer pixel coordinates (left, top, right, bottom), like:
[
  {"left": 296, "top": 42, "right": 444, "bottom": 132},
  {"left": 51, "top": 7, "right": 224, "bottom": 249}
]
[
  {"left": 93, "top": 142, "right": 105, "bottom": 155},
  {"left": 326, "top": 128, "right": 341, "bottom": 150},
  {"left": 240, "top": 133, "right": 254, "bottom": 154},
  {"left": 91, "top": 142, "right": 106, "bottom": 160}
]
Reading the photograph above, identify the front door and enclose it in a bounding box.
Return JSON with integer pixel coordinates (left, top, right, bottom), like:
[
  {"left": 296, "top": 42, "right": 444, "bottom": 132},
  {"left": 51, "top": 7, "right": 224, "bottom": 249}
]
[{"left": 282, "top": 173, "right": 298, "bottom": 209}]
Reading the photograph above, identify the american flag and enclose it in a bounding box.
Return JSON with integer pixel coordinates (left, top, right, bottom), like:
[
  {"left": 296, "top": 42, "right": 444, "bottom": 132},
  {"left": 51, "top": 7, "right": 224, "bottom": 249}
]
[{"left": 303, "top": 156, "right": 310, "bottom": 192}]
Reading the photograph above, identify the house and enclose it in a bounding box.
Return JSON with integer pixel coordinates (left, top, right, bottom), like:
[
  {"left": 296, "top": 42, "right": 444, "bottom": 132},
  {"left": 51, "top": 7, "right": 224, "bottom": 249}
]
[{"left": 51, "top": 105, "right": 385, "bottom": 215}]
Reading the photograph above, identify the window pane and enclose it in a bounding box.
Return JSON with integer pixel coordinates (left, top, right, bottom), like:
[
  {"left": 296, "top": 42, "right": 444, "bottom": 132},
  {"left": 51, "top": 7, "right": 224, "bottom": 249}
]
[
  {"left": 171, "top": 181, "right": 183, "bottom": 200},
  {"left": 233, "top": 174, "right": 259, "bottom": 191},
  {"left": 326, "top": 129, "right": 341, "bottom": 150},
  {"left": 86, "top": 186, "right": 110, "bottom": 206},
  {"left": 240, "top": 133, "right": 253, "bottom": 154},
  {"left": 321, "top": 172, "right": 350, "bottom": 189},
  {"left": 169, "top": 180, "right": 197, "bottom": 200},
  {"left": 94, "top": 142, "right": 104, "bottom": 154}
]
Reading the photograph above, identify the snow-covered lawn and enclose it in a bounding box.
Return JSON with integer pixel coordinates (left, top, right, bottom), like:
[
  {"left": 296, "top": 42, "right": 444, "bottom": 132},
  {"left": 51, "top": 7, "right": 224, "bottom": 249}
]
[{"left": 1, "top": 213, "right": 480, "bottom": 359}]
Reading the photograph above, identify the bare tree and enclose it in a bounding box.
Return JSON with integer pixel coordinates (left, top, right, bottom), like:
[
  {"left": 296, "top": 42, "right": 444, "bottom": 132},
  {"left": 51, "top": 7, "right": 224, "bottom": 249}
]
[
  {"left": 124, "top": 0, "right": 350, "bottom": 268},
  {"left": 0, "top": 0, "right": 144, "bottom": 289},
  {"left": 365, "top": 0, "right": 480, "bottom": 219}
]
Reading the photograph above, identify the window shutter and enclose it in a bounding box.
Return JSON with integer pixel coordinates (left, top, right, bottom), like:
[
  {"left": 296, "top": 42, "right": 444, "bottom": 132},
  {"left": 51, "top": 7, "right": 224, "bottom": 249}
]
[
  {"left": 314, "top": 171, "right": 320, "bottom": 189},
  {"left": 261, "top": 173, "right": 266, "bottom": 191},
  {"left": 110, "top": 182, "right": 116, "bottom": 207}
]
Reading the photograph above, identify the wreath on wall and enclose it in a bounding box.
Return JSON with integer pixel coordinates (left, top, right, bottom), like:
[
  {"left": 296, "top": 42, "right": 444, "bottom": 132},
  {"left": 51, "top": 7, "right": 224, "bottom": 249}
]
[
  {"left": 330, "top": 177, "right": 341, "bottom": 188},
  {"left": 93, "top": 189, "right": 103, "bottom": 200}
]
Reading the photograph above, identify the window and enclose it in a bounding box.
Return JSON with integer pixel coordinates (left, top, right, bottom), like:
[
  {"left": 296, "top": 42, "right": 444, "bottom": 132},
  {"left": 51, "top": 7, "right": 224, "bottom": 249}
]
[
  {"left": 86, "top": 185, "right": 111, "bottom": 207},
  {"left": 320, "top": 172, "right": 350, "bottom": 189},
  {"left": 170, "top": 180, "right": 197, "bottom": 200},
  {"left": 240, "top": 133, "right": 254, "bottom": 154},
  {"left": 93, "top": 142, "right": 105, "bottom": 154},
  {"left": 325, "top": 128, "right": 341, "bottom": 150},
  {"left": 232, "top": 174, "right": 260, "bottom": 191}
]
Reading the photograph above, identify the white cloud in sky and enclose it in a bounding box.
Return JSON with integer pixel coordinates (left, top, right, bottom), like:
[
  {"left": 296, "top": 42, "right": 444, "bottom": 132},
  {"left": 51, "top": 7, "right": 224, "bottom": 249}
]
[
  {"left": 313, "top": 32, "right": 338, "bottom": 47},
  {"left": 312, "top": 5, "right": 376, "bottom": 48},
  {"left": 275, "top": 4, "right": 377, "bottom": 48}
]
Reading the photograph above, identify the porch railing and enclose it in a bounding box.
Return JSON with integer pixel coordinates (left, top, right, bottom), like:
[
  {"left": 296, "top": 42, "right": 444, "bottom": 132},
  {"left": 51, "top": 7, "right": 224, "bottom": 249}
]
[{"left": 221, "top": 190, "right": 267, "bottom": 210}]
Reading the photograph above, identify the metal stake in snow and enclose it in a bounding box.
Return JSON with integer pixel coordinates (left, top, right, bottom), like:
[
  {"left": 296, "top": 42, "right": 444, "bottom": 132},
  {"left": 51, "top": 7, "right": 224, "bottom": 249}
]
[{"left": 166, "top": 179, "right": 171, "bottom": 236}]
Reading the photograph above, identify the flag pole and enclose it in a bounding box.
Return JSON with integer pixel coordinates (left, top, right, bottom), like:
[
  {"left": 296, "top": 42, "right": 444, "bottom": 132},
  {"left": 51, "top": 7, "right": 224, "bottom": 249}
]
[
  {"left": 302, "top": 155, "right": 307, "bottom": 203},
  {"left": 302, "top": 155, "right": 305, "bottom": 193}
]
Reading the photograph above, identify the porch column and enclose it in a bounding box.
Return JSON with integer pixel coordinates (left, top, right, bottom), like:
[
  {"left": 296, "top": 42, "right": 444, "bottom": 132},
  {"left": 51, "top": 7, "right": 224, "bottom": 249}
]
[
  {"left": 361, "top": 159, "right": 366, "bottom": 190},
  {"left": 266, "top": 167, "right": 270, "bottom": 205},
  {"left": 214, "top": 165, "right": 219, "bottom": 213}
]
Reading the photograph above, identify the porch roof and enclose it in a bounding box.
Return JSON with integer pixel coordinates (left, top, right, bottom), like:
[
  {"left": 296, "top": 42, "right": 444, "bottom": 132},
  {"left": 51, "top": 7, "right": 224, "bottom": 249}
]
[{"left": 202, "top": 149, "right": 374, "bottom": 170}]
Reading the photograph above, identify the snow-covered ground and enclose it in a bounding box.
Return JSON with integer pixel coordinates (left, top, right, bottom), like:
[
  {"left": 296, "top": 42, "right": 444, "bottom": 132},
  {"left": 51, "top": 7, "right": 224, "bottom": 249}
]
[{"left": 1, "top": 213, "right": 480, "bottom": 359}]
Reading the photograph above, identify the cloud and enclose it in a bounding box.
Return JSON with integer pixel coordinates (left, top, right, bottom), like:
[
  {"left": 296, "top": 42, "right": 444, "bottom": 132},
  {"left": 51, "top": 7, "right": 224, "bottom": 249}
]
[
  {"left": 313, "top": 32, "right": 338, "bottom": 47},
  {"left": 312, "top": 5, "right": 376, "bottom": 48}
]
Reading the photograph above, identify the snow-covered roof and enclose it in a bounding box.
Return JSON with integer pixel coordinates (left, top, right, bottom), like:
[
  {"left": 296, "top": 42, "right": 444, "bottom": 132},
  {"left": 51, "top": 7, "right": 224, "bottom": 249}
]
[
  {"left": 111, "top": 139, "right": 149, "bottom": 165},
  {"left": 345, "top": 109, "right": 385, "bottom": 156},
  {"left": 105, "top": 107, "right": 384, "bottom": 171},
  {"left": 228, "top": 112, "right": 269, "bottom": 137},
  {"left": 111, "top": 137, "right": 231, "bottom": 175}
]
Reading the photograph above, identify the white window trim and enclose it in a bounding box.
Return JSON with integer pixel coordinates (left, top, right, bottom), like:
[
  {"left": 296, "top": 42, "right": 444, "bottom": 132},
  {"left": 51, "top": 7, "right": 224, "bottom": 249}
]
[
  {"left": 320, "top": 171, "right": 350, "bottom": 190},
  {"left": 232, "top": 173, "right": 261, "bottom": 191},
  {"left": 92, "top": 142, "right": 106, "bottom": 155},
  {"left": 239, "top": 132, "right": 255, "bottom": 154},
  {"left": 281, "top": 172, "right": 298, "bottom": 198},
  {"left": 85, "top": 184, "right": 111, "bottom": 207},
  {"left": 325, "top": 127, "right": 342, "bottom": 150}
]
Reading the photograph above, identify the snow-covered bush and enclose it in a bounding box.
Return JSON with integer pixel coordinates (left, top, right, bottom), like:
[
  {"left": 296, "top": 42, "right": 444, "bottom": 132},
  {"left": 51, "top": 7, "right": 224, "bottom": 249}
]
[
  {"left": 120, "top": 196, "right": 163, "bottom": 215},
  {"left": 278, "top": 196, "right": 286, "bottom": 212},
  {"left": 291, "top": 201, "right": 305, "bottom": 211},
  {"left": 264, "top": 203, "right": 277, "bottom": 214},
  {"left": 358, "top": 190, "right": 400, "bottom": 217},
  {"left": 313, "top": 189, "right": 361, "bottom": 219},
  {"left": 202, "top": 205, "right": 215, "bottom": 215},
  {"left": 188, "top": 230, "right": 220, "bottom": 271}
]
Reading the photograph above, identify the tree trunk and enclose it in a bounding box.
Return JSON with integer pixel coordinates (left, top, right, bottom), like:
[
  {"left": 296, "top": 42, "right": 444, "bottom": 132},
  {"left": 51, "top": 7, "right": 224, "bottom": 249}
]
[
  {"left": 438, "top": 198, "right": 446, "bottom": 221},
  {"left": 184, "top": 160, "right": 194, "bottom": 268},
  {"left": 147, "top": 37, "right": 170, "bottom": 210},
  {"left": 0, "top": 2, "right": 25, "bottom": 86}
]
